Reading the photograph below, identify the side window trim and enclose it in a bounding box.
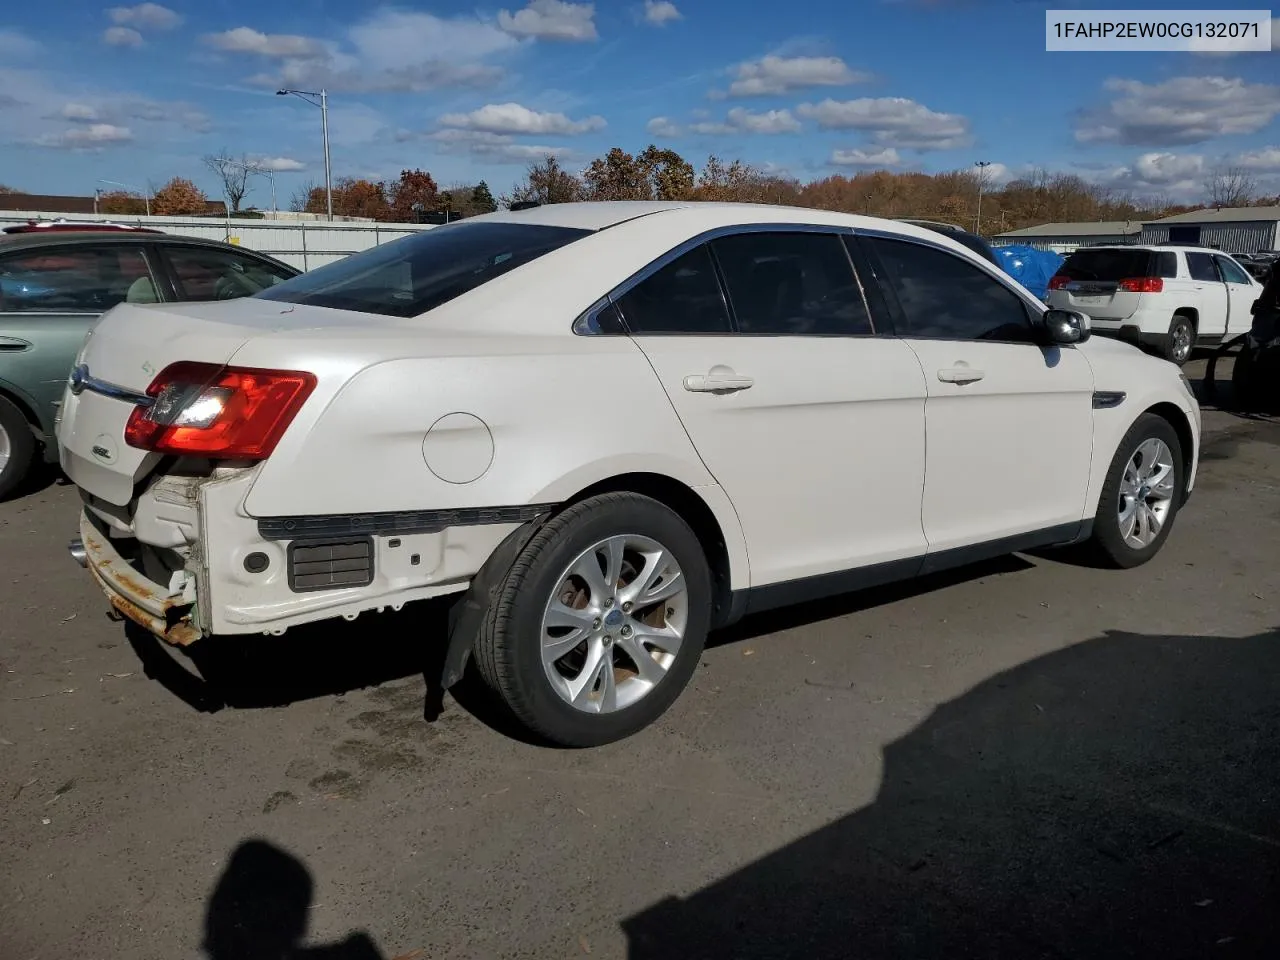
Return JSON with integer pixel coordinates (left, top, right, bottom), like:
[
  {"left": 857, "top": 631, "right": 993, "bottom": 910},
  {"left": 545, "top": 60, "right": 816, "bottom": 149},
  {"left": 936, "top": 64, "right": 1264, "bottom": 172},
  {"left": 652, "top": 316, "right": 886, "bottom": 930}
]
[
  {"left": 854, "top": 231, "right": 1041, "bottom": 345},
  {"left": 609, "top": 241, "right": 735, "bottom": 337}
]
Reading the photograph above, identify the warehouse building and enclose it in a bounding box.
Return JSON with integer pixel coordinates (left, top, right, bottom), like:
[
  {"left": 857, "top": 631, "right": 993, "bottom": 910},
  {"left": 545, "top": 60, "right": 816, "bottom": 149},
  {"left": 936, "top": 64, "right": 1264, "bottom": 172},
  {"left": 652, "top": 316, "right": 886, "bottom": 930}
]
[
  {"left": 1139, "top": 205, "right": 1280, "bottom": 253},
  {"left": 991, "top": 220, "right": 1141, "bottom": 253}
]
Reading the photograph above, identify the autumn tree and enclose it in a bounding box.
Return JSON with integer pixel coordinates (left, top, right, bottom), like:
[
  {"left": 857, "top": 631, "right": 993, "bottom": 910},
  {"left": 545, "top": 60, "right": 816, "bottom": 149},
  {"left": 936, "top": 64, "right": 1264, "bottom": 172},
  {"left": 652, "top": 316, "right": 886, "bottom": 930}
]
[
  {"left": 98, "top": 190, "right": 147, "bottom": 215},
  {"left": 304, "top": 178, "right": 389, "bottom": 220},
  {"left": 202, "top": 152, "right": 253, "bottom": 212},
  {"left": 638, "top": 146, "right": 695, "bottom": 200},
  {"left": 470, "top": 180, "right": 497, "bottom": 214},
  {"left": 289, "top": 180, "right": 318, "bottom": 213},
  {"left": 386, "top": 168, "right": 439, "bottom": 222},
  {"left": 583, "top": 148, "right": 651, "bottom": 201},
  {"left": 151, "top": 177, "right": 208, "bottom": 216},
  {"left": 503, "top": 155, "right": 584, "bottom": 207}
]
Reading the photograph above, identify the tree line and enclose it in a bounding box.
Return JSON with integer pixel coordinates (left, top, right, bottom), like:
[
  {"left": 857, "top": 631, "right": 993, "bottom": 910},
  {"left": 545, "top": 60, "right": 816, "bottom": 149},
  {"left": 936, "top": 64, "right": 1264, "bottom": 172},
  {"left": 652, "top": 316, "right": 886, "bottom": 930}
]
[{"left": 19, "top": 144, "right": 1272, "bottom": 233}]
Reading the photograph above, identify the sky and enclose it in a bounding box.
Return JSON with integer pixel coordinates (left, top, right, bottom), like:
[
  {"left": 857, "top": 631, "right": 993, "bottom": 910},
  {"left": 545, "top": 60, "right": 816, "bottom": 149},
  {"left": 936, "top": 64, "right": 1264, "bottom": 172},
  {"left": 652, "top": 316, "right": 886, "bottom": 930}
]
[{"left": 0, "top": 0, "right": 1278, "bottom": 209}]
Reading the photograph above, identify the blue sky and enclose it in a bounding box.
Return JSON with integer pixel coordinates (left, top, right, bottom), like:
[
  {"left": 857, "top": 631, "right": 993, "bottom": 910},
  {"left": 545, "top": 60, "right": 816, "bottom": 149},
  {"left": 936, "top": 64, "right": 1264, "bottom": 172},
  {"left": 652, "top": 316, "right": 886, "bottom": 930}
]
[{"left": 1, "top": 1, "right": 1278, "bottom": 207}]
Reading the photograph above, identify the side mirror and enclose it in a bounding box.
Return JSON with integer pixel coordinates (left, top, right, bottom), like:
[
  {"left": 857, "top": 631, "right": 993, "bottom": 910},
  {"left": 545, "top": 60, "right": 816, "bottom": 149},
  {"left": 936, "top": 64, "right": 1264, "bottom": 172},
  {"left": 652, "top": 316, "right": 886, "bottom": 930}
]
[{"left": 1043, "top": 308, "right": 1090, "bottom": 345}]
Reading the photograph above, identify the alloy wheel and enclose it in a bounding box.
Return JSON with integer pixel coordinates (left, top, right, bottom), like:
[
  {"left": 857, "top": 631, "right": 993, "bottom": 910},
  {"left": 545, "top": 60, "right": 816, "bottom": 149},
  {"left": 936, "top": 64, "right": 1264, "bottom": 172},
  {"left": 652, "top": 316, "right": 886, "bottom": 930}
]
[
  {"left": 539, "top": 534, "right": 688, "bottom": 714},
  {"left": 1118, "top": 437, "right": 1176, "bottom": 549}
]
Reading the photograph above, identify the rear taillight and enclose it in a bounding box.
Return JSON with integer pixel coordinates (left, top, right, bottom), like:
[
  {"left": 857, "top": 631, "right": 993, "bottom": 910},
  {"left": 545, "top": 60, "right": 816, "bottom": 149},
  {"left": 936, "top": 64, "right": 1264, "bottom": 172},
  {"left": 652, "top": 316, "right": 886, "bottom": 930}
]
[
  {"left": 124, "top": 361, "right": 317, "bottom": 459},
  {"left": 1119, "top": 277, "right": 1163, "bottom": 293},
  {"left": 1047, "top": 275, "right": 1069, "bottom": 290}
]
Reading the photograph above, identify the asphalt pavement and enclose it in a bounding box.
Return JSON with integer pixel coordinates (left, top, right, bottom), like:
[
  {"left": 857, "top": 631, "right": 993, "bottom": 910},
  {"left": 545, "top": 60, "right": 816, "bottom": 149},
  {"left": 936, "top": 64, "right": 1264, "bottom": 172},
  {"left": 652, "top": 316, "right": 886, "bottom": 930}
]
[{"left": 2, "top": 362, "right": 1278, "bottom": 959}]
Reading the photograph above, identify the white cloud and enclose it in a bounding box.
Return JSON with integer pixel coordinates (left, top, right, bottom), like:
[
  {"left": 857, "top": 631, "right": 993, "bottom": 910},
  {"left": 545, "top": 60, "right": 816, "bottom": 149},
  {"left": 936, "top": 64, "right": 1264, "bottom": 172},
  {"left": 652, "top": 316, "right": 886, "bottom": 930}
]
[
  {"left": 798, "top": 97, "right": 971, "bottom": 150},
  {"left": 830, "top": 146, "right": 902, "bottom": 167},
  {"left": 1075, "top": 76, "right": 1280, "bottom": 146},
  {"left": 1235, "top": 146, "right": 1280, "bottom": 171},
  {"left": 107, "top": 4, "right": 180, "bottom": 30},
  {"left": 103, "top": 27, "right": 143, "bottom": 47},
  {"left": 218, "top": 11, "right": 516, "bottom": 93},
  {"left": 643, "top": 1, "right": 681, "bottom": 26},
  {"left": 36, "top": 123, "right": 133, "bottom": 149},
  {"left": 718, "top": 55, "right": 870, "bottom": 98},
  {"left": 646, "top": 116, "right": 681, "bottom": 137},
  {"left": 0, "top": 29, "right": 42, "bottom": 59},
  {"left": 429, "top": 127, "right": 575, "bottom": 163},
  {"left": 498, "top": 0, "right": 598, "bottom": 42},
  {"left": 253, "top": 157, "right": 306, "bottom": 172},
  {"left": 204, "top": 28, "right": 328, "bottom": 58},
  {"left": 438, "top": 101, "right": 605, "bottom": 136},
  {"left": 61, "top": 103, "right": 100, "bottom": 122},
  {"left": 654, "top": 107, "right": 802, "bottom": 137}
]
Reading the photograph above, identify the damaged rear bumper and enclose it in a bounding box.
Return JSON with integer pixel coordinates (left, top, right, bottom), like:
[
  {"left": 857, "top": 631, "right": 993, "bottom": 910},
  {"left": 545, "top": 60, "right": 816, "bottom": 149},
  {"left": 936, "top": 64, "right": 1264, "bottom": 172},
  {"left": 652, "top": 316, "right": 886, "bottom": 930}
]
[{"left": 74, "top": 511, "right": 201, "bottom": 646}]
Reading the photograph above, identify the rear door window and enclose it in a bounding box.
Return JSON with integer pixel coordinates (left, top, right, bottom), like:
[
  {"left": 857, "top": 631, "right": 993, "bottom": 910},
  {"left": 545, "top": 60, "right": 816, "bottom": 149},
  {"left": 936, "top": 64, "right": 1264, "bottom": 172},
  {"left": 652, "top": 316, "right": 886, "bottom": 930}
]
[
  {"left": 257, "top": 221, "right": 591, "bottom": 318},
  {"left": 1056, "top": 248, "right": 1153, "bottom": 283},
  {"left": 0, "top": 245, "right": 154, "bottom": 314},
  {"left": 615, "top": 245, "right": 732, "bottom": 335},
  {"left": 1185, "top": 252, "right": 1220, "bottom": 283},
  {"left": 711, "top": 231, "right": 873, "bottom": 335}
]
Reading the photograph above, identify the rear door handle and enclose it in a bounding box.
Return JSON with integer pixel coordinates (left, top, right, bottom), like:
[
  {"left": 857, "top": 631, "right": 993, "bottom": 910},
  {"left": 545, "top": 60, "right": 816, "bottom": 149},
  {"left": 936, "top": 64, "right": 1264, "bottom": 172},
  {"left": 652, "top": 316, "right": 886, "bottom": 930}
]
[
  {"left": 0, "top": 336, "right": 32, "bottom": 352},
  {"left": 684, "top": 373, "right": 754, "bottom": 393},
  {"left": 937, "top": 367, "right": 985, "bottom": 384}
]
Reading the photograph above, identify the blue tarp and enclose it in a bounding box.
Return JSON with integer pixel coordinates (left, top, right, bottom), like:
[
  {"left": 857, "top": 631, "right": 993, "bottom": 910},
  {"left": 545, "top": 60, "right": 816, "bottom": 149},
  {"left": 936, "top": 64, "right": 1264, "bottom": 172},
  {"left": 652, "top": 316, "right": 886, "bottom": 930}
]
[{"left": 991, "top": 245, "right": 1064, "bottom": 301}]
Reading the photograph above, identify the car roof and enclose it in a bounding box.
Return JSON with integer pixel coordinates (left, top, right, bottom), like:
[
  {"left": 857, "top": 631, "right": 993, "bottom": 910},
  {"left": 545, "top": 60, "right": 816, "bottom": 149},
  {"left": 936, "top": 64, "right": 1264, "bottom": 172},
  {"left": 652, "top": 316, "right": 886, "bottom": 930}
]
[
  {"left": 467, "top": 200, "right": 979, "bottom": 248},
  {"left": 0, "top": 229, "right": 296, "bottom": 267}
]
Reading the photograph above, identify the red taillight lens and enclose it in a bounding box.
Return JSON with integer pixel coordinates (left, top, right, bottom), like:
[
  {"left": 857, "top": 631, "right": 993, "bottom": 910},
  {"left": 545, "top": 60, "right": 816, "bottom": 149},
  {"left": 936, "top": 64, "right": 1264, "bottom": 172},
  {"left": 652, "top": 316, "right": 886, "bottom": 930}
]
[
  {"left": 124, "top": 361, "right": 317, "bottom": 459},
  {"left": 1047, "top": 275, "right": 1069, "bottom": 290},
  {"left": 1119, "top": 277, "right": 1163, "bottom": 293}
]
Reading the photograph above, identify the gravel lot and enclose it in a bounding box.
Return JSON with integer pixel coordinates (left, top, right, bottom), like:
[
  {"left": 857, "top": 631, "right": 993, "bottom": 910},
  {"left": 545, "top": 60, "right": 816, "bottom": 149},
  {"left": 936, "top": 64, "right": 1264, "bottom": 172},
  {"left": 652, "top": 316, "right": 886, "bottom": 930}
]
[{"left": 3, "top": 363, "right": 1278, "bottom": 959}]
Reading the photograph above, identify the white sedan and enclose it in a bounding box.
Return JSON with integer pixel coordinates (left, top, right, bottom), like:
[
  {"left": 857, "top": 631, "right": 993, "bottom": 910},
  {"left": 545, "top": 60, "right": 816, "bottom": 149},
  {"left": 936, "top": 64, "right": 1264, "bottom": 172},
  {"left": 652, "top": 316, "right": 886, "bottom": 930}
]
[{"left": 55, "top": 201, "right": 1201, "bottom": 745}]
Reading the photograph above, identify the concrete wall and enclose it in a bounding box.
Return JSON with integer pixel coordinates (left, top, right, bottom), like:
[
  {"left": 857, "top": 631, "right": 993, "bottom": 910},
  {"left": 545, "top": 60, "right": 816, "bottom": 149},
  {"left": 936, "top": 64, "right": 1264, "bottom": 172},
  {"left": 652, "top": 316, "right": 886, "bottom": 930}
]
[{"left": 0, "top": 210, "right": 437, "bottom": 271}]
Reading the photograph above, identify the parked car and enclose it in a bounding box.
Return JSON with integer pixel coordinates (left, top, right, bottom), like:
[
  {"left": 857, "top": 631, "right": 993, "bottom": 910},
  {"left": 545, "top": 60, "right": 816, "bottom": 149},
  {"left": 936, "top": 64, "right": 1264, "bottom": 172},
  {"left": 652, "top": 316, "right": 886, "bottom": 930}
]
[
  {"left": 1046, "top": 244, "right": 1263, "bottom": 365},
  {"left": 896, "top": 218, "right": 999, "bottom": 265},
  {"left": 0, "top": 225, "right": 299, "bottom": 497},
  {"left": 57, "top": 202, "right": 1201, "bottom": 746}
]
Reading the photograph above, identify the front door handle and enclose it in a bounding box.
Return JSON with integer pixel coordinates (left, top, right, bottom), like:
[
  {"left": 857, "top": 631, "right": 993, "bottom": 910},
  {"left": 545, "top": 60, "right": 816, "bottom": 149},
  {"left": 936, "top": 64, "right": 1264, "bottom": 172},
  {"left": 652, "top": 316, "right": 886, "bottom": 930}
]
[
  {"left": 0, "top": 336, "right": 32, "bottom": 352},
  {"left": 938, "top": 367, "right": 985, "bottom": 384},
  {"left": 684, "top": 372, "right": 754, "bottom": 393}
]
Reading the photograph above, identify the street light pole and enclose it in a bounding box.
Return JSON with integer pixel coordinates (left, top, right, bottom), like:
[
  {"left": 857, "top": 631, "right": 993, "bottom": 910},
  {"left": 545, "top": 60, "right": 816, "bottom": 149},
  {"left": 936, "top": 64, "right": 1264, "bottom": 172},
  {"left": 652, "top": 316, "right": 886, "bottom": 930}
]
[
  {"left": 974, "top": 160, "right": 991, "bottom": 236},
  {"left": 277, "top": 88, "right": 332, "bottom": 220}
]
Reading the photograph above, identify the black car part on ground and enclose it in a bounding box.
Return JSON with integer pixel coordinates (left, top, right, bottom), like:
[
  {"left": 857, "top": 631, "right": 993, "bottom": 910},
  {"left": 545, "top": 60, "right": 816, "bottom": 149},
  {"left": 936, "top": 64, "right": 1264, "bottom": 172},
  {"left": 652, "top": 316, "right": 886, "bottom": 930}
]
[{"left": 1204, "top": 266, "right": 1280, "bottom": 413}]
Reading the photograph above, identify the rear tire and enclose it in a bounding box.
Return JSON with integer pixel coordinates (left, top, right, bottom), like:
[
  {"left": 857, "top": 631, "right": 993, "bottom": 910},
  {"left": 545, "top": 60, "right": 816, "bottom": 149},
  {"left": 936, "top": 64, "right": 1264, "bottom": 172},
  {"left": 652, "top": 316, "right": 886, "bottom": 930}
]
[
  {"left": 1086, "top": 413, "right": 1184, "bottom": 569},
  {"left": 1164, "top": 313, "right": 1195, "bottom": 365},
  {"left": 0, "top": 397, "right": 36, "bottom": 501},
  {"left": 473, "top": 492, "right": 712, "bottom": 747}
]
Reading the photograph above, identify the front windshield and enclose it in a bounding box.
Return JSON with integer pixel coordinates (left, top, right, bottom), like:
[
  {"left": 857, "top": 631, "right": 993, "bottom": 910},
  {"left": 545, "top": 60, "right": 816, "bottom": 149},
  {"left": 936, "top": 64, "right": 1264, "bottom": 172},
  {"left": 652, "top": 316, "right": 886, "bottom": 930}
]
[{"left": 256, "top": 221, "right": 591, "bottom": 318}]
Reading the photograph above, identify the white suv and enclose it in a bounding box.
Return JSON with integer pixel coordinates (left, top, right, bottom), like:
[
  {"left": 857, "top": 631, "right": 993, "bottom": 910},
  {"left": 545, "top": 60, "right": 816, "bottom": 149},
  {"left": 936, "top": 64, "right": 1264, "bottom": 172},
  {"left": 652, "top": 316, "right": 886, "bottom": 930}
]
[
  {"left": 56, "top": 202, "right": 1201, "bottom": 745},
  {"left": 1046, "top": 245, "right": 1263, "bottom": 364}
]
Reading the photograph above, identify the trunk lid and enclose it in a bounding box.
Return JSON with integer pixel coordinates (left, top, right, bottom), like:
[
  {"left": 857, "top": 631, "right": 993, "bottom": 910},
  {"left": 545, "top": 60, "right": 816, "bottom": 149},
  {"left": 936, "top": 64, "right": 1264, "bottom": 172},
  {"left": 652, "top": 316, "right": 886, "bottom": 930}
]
[
  {"left": 1047, "top": 247, "right": 1167, "bottom": 321},
  {"left": 56, "top": 297, "right": 323, "bottom": 506}
]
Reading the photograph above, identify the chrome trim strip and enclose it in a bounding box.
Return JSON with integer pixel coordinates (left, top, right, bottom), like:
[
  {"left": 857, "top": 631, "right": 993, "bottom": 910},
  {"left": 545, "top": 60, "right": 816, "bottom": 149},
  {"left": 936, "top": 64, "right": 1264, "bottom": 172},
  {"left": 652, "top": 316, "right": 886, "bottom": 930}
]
[{"left": 68, "top": 364, "right": 153, "bottom": 407}]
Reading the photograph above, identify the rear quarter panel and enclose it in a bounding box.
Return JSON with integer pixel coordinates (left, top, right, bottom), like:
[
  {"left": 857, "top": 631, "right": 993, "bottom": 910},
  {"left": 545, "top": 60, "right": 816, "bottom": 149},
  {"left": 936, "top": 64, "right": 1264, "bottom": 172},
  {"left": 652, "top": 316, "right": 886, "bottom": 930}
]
[{"left": 232, "top": 328, "right": 752, "bottom": 587}]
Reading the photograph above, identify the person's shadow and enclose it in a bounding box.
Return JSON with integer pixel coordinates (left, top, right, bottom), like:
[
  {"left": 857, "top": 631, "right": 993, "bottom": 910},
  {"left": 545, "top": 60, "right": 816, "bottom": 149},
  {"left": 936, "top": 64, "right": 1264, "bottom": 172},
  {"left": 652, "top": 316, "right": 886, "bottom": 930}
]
[{"left": 203, "top": 839, "right": 385, "bottom": 959}]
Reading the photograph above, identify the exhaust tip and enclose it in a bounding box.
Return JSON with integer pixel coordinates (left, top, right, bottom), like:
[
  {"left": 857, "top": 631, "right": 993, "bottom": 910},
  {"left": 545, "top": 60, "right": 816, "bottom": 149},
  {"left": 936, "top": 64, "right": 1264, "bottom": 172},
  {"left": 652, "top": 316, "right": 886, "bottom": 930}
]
[{"left": 69, "top": 539, "right": 87, "bottom": 568}]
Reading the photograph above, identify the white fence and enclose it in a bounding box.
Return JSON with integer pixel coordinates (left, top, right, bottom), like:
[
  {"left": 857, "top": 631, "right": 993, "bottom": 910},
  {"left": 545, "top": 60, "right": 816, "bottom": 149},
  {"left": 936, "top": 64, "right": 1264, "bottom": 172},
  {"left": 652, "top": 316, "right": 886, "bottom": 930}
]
[{"left": 0, "top": 210, "right": 437, "bottom": 271}]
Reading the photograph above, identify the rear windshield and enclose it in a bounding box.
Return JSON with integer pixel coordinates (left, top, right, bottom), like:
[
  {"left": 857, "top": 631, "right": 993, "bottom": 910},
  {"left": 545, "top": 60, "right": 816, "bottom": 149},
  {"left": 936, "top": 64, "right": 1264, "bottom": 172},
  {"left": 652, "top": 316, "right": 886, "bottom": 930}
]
[
  {"left": 256, "top": 221, "right": 591, "bottom": 318},
  {"left": 1055, "top": 248, "right": 1167, "bottom": 282}
]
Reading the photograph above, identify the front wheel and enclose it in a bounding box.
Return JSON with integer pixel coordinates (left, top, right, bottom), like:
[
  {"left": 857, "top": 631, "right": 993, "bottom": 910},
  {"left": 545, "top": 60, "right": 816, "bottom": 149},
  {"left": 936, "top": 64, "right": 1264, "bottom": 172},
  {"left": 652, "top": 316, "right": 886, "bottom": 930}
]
[
  {"left": 473, "top": 492, "right": 712, "bottom": 747},
  {"left": 1086, "top": 413, "right": 1184, "bottom": 569}
]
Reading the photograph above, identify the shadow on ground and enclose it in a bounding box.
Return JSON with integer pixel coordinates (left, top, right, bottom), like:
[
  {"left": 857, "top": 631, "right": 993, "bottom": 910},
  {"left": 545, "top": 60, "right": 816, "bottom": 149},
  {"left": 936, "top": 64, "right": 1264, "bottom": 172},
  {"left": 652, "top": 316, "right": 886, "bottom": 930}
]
[
  {"left": 202, "top": 839, "right": 386, "bottom": 959},
  {"left": 623, "top": 626, "right": 1280, "bottom": 959}
]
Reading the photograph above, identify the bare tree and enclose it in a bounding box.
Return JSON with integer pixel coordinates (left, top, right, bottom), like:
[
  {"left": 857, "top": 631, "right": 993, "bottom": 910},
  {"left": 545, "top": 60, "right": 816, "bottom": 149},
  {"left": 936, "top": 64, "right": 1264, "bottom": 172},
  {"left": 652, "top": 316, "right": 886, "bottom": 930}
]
[
  {"left": 1205, "top": 166, "right": 1257, "bottom": 208},
  {"left": 289, "top": 179, "right": 318, "bottom": 213},
  {"left": 203, "top": 151, "right": 253, "bottom": 212}
]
